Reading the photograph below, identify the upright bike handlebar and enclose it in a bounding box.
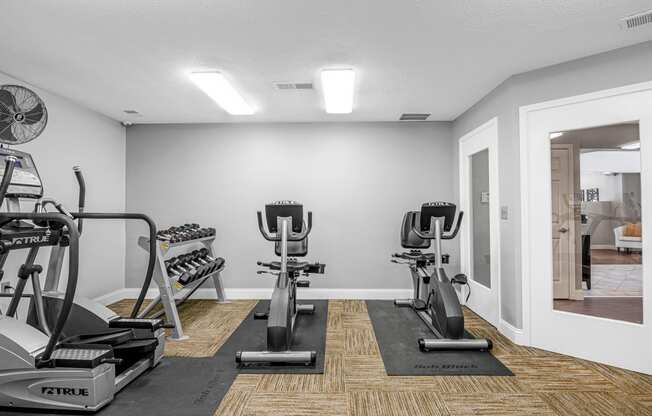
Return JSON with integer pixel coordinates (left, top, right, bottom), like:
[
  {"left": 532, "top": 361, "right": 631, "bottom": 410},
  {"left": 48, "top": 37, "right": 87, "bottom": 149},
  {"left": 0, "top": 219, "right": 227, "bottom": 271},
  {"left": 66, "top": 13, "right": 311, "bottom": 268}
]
[{"left": 257, "top": 211, "right": 312, "bottom": 241}]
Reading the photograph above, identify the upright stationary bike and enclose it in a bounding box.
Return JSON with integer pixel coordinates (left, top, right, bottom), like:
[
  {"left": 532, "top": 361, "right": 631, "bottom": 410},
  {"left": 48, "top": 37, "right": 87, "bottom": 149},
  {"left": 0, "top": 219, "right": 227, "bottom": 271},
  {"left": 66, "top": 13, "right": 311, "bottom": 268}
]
[
  {"left": 236, "top": 201, "right": 325, "bottom": 365},
  {"left": 393, "top": 202, "right": 492, "bottom": 351}
]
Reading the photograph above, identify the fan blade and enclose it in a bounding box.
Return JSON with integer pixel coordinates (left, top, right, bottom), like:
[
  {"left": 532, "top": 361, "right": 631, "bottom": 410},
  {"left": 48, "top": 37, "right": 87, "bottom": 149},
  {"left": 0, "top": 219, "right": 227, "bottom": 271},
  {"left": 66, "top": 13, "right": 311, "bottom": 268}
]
[
  {"left": 0, "top": 120, "right": 17, "bottom": 142},
  {"left": 22, "top": 102, "right": 44, "bottom": 125},
  {"left": 0, "top": 90, "right": 17, "bottom": 115}
]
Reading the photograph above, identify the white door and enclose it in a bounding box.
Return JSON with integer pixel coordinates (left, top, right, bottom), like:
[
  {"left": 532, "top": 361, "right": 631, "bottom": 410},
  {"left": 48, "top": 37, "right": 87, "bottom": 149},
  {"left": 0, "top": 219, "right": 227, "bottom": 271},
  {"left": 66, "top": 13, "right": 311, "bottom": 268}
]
[
  {"left": 459, "top": 118, "right": 501, "bottom": 327},
  {"left": 520, "top": 83, "right": 652, "bottom": 374}
]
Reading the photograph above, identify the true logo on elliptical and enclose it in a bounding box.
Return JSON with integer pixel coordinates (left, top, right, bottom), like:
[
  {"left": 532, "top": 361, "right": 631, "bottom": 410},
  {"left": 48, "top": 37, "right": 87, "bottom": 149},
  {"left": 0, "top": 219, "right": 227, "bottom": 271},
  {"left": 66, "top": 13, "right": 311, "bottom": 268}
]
[
  {"left": 41, "top": 386, "right": 89, "bottom": 396},
  {"left": 8, "top": 229, "right": 51, "bottom": 247}
]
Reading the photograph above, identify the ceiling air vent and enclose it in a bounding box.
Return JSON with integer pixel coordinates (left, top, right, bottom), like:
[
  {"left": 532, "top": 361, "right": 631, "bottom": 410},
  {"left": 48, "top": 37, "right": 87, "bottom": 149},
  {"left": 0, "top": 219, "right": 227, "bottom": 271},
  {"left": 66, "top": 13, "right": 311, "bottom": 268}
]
[
  {"left": 400, "top": 113, "right": 430, "bottom": 121},
  {"left": 620, "top": 9, "right": 652, "bottom": 29},
  {"left": 274, "top": 82, "right": 314, "bottom": 90}
]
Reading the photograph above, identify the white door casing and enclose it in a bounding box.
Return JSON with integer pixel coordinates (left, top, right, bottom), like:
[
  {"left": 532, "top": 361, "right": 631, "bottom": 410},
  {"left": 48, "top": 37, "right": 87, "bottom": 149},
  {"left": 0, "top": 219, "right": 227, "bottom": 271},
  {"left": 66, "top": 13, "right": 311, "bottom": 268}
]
[
  {"left": 459, "top": 117, "right": 501, "bottom": 327},
  {"left": 520, "top": 81, "right": 652, "bottom": 374}
]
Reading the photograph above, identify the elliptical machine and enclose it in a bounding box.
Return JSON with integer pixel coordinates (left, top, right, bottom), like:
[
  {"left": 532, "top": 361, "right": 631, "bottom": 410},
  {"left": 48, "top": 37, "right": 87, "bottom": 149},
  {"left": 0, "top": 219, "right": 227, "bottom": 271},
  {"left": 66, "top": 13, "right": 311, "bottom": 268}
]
[
  {"left": 0, "top": 147, "right": 165, "bottom": 411},
  {"left": 236, "top": 201, "right": 325, "bottom": 365},
  {"left": 393, "top": 202, "right": 492, "bottom": 352}
]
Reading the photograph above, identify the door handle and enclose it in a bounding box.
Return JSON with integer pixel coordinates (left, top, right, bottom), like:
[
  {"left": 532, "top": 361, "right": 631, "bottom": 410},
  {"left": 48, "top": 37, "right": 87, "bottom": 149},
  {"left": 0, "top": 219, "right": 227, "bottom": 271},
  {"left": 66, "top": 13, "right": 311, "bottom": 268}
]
[{"left": 559, "top": 227, "right": 569, "bottom": 233}]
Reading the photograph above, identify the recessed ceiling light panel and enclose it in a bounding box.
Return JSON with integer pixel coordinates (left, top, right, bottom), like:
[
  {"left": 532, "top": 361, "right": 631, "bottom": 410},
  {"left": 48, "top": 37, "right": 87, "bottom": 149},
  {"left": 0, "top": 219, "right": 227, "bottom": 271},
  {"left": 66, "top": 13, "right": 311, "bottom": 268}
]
[
  {"left": 188, "top": 71, "right": 254, "bottom": 115},
  {"left": 320, "top": 69, "right": 355, "bottom": 114},
  {"left": 620, "top": 141, "right": 640, "bottom": 150}
]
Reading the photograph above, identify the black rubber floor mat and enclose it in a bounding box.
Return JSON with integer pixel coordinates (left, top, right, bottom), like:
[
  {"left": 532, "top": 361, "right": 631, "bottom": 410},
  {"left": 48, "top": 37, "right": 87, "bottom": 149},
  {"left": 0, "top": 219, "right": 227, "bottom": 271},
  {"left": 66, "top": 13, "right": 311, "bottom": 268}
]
[
  {"left": 0, "top": 356, "right": 237, "bottom": 416},
  {"left": 232, "top": 299, "right": 329, "bottom": 374},
  {"left": 0, "top": 300, "right": 329, "bottom": 416},
  {"left": 367, "top": 300, "right": 513, "bottom": 376}
]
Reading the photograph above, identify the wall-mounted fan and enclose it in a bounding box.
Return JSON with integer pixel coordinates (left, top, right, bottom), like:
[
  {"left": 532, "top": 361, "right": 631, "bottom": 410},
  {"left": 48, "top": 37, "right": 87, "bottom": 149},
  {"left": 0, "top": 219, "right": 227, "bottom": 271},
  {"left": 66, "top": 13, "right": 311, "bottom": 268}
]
[{"left": 0, "top": 84, "right": 48, "bottom": 145}]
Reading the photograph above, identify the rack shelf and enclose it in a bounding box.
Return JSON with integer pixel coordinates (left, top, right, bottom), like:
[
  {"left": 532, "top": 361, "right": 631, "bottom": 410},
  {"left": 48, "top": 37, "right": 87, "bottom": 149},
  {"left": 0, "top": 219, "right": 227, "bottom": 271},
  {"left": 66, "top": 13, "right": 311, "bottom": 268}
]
[{"left": 137, "top": 233, "right": 226, "bottom": 340}]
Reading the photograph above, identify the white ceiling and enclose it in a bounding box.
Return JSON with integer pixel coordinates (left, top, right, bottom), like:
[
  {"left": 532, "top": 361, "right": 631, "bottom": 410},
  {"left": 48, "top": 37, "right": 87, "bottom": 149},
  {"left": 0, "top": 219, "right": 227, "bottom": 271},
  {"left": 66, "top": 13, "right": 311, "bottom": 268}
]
[{"left": 1, "top": 1, "right": 651, "bottom": 124}]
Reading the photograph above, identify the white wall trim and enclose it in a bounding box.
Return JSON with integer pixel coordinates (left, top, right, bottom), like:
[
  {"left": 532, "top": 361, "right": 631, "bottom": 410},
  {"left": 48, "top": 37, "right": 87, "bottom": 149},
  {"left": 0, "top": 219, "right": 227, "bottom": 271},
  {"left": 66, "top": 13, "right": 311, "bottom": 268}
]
[
  {"left": 498, "top": 319, "right": 527, "bottom": 345},
  {"left": 590, "top": 244, "right": 616, "bottom": 250},
  {"left": 94, "top": 288, "right": 413, "bottom": 305}
]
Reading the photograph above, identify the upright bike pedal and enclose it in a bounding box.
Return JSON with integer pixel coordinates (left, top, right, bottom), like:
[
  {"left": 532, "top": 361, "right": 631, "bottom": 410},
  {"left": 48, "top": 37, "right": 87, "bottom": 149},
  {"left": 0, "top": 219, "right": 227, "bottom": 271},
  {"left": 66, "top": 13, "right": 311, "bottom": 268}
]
[{"left": 296, "top": 280, "right": 310, "bottom": 288}]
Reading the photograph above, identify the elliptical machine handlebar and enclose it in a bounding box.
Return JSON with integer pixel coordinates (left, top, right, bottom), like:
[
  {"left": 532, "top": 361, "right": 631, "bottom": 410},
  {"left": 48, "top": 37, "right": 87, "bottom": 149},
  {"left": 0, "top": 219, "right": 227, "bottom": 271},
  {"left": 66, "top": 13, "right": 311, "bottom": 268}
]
[
  {"left": 0, "top": 156, "right": 17, "bottom": 208},
  {"left": 0, "top": 211, "right": 80, "bottom": 368},
  {"left": 73, "top": 166, "right": 85, "bottom": 234},
  {"left": 412, "top": 211, "right": 464, "bottom": 241},
  {"left": 257, "top": 210, "right": 312, "bottom": 241},
  {"left": 70, "top": 212, "right": 157, "bottom": 320}
]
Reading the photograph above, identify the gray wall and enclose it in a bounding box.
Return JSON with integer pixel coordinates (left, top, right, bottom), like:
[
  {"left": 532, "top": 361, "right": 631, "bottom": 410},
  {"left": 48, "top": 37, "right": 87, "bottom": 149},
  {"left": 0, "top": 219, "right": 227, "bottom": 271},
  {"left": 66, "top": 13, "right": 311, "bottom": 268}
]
[
  {"left": 453, "top": 40, "right": 652, "bottom": 328},
  {"left": 0, "top": 71, "right": 126, "bottom": 300},
  {"left": 125, "top": 122, "right": 455, "bottom": 292}
]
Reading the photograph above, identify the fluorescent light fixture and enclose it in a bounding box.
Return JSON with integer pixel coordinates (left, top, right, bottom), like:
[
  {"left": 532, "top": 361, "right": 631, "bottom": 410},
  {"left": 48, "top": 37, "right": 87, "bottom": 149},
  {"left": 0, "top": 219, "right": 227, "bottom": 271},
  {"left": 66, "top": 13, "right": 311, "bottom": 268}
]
[
  {"left": 188, "top": 71, "right": 254, "bottom": 115},
  {"left": 620, "top": 141, "right": 640, "bottom": 150},
  {"left": 321, "top": 69, "right": 355, "bottom": 114},
  {"left": 549, "top": 132, "right": 564, "bottom": 139}
]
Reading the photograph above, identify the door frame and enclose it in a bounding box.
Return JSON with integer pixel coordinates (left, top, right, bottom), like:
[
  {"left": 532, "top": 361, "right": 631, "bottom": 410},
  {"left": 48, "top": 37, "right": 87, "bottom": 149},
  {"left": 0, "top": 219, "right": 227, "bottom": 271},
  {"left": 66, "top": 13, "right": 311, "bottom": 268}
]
[
  {"left": 458, "top": 117, "right": 501, "bottom": 327},
  {"left": 519, "top": 81, "right": 652, "bottom": 373}
]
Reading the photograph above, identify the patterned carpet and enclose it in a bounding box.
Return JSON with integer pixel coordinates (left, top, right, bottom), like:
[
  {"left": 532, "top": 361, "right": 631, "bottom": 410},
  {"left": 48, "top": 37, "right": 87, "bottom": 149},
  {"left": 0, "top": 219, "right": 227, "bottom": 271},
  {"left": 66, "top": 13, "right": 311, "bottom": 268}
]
[{"left": 109, "top": 299, "right": 652, "bottom": 416}]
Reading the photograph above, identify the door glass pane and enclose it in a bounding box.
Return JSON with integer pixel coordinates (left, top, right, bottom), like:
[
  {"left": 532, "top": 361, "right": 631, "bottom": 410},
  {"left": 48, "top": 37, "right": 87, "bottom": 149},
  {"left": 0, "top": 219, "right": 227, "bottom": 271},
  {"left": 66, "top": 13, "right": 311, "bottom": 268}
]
[
  {"left": 471, "top": 149, "right": 491, "bottom": 289},
  {"left": 550, "top": 122, "right": 643, "bottom": 324}
]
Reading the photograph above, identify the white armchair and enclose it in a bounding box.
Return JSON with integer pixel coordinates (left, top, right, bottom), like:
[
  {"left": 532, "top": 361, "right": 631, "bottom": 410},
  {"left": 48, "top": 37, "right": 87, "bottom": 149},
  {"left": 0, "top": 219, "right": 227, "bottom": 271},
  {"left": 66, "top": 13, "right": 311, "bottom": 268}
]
[{"left": 614, "top": 225, "right": 642, "bottom": 253}]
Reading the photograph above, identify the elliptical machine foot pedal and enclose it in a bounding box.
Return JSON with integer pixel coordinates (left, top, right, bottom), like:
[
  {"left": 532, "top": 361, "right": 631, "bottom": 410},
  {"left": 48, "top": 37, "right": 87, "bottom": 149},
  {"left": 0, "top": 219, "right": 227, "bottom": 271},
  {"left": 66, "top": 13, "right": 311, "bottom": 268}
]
[{"left": 109, "top": 317, "right": 165, "bottom": 331}]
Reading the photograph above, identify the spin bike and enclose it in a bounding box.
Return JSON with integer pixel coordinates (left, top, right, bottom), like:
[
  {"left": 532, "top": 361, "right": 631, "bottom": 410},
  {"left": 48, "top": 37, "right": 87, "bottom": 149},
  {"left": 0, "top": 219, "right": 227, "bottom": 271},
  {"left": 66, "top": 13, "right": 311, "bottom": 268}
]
[
  {"left": 236, "top": 201, "right": 325, "bottom": 365},
  {"left": 393, "top": 202, "right": 492, "bottom": 351}
]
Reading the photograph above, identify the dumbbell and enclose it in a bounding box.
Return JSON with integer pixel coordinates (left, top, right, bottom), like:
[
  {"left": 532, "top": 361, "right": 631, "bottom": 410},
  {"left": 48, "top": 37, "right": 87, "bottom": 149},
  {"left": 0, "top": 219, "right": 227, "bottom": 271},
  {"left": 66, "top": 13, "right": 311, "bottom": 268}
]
[
  {"left": 175, "top": 255, "right": 201, "bottom": 282},
  {"left": 179, "top": 254, "right": 209, "bottom": 280},
  {"left": 165, "top": 258, "right": 193, "bottom": 285},
  {"left": 189, "top": 251, "right": 215, "bottom": 274},
  {"left": 195, "top": 251, "right": 222, "bottom": 274}
]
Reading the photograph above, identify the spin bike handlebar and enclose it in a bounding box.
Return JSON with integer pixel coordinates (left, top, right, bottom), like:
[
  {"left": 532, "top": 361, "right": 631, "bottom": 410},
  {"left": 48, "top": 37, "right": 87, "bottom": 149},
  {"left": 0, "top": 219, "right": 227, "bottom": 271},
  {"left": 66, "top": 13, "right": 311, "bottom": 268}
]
[
  {"left": 412, "top": 211, "right": 464, "bottom": 241},
  {"left": 257, "top": 210, "right": 312, "bottom": 242},
  {"left": 0, "top": 157, "right": 17, "bottom": 208}
]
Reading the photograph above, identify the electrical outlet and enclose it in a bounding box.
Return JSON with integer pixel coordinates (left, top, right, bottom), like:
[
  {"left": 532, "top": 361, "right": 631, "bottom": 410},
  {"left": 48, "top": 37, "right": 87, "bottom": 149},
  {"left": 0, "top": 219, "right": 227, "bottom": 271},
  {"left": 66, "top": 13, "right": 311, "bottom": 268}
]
[{"left": 501, "top": 206, "right": 509, "bottom": 220}]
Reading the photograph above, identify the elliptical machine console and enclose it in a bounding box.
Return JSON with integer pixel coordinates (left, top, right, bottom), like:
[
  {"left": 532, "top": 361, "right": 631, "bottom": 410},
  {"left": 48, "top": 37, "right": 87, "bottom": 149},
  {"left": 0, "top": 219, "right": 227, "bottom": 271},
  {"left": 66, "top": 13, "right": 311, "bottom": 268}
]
[{"left": 393, "top": 202, "right": 492, "bottom": 352}]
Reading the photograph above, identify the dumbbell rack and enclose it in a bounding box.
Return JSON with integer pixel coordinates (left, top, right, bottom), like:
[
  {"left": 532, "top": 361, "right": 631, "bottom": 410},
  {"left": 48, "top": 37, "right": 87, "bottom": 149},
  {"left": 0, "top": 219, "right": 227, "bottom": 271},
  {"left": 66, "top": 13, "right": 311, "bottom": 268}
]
[{"left": 137, "top": 234, "right": 226, "bottom": 340}]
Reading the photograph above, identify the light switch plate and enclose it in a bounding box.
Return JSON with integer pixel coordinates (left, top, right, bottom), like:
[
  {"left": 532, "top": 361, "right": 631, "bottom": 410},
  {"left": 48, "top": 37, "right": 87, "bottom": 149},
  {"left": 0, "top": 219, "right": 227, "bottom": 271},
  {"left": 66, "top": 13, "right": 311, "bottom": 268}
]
[{"left": 501, "top": 206, "right": 509, "bottom": 220}]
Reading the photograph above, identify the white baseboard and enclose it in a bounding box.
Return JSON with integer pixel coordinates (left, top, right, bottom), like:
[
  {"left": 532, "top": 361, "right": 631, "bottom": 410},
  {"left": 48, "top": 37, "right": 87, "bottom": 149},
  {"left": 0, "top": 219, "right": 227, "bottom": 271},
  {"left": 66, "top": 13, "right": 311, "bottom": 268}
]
[
  {"left": 590, "top": 244, "right": 616, "bottom": 250},
  {"left": 94, "top": 288, "right": 413, "bottom": 305},
  {"left": 499, "top": 319, "right": 528, "bottom": 345}
]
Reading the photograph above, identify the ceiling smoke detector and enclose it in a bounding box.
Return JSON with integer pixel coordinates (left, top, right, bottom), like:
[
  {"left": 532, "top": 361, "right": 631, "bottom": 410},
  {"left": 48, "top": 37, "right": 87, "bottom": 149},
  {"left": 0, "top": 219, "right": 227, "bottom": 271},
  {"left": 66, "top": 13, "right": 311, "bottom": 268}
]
[
  {"left": 399, "top": 113, "right": 430, "bottom": 121},
  {"left": 620, "top": 9, "right": 652, "bottom": 29},
  {"left": 274, "top": 82, "right": 314, "bottom": 90}
]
